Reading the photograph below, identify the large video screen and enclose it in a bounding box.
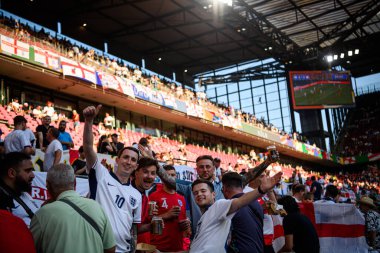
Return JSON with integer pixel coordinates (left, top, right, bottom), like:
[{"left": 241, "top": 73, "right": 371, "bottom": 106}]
[{"left": 289, "top": 71, "right": 355, "bottom": 110}]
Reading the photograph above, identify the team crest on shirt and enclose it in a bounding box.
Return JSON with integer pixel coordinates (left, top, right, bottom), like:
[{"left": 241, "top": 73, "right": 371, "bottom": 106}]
[
  {"left": 130, "top": 196, "right": 137, "bottom": 207},
  {"left": 178, "top": 199, "right": 183, "bottom": 207}
]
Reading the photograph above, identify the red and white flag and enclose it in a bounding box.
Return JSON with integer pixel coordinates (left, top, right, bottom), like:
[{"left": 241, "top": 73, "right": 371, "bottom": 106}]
[
  {"left": 300, "top": 202, "right": 368, "bottom": 253},
  {"left": 60, "top": 56, "right": 97, "bottom": 84},
  {"left": 33, "top": 46, "right": 60, "bottom": 69},
  {"left": 98, "top": 71, "right": 135, "bottom": 98},
  {"left": 0, "top": 34, "right": 29, "bottom": 59},
  {"left": 368, "top": 153, "right": 380, "bottom": 162},
  {"left": 262, "top": 202, "right": 368, "bottom": 253}
]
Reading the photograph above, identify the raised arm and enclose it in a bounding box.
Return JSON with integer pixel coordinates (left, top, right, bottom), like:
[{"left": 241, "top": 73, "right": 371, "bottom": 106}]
[
  {"left": 228, "top": 172, "right": 282, "bottom": 215},
  {"left": 139, "top": 144, "right": 177, "bottom": 190},
  {"left": 243, "top": 150, "right": 279, "bottom": 186},
  {"left": 83, "top": 105, "right": 102, "bottom": 168},
  {"left": 157, "top": 164, "right": 177, "bottom": 190}
]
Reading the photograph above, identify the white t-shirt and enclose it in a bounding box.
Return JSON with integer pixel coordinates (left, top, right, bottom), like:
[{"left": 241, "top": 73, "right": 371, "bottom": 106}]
[
  {"left": 104, "top": 116, "right": 114, "bottom": 127},
  {"left": 215, "top": 167, "right": 222, "bottom": 177},
  {"left": 24, "top": 128, "right": 36, "bottom": 148},
  {"left": 43, "top": 106, "right": 55, "bottom": 117},
  {"left": 4, "top": 130, "right": 32, "bottom": 153},
  {"left": 293, "top": 196, "right": 302, "bottom": 203},
  {"left": 190, "top": 199, "right": 235, "bottom": 253},
  {"left": 88, "top": 159, "right": 142, "bottom": 253},
  {"left": 243, "top": 185, "right": 254, "bottom": 193},
  {"left": 12, "top": 192, "right": 39, "bottom": 227},
  {"left": 43, "top": 139, "right": 63, "bottom": 171},
  {"left": 314, "top": 199, "right": 335, "bottom": 205}
]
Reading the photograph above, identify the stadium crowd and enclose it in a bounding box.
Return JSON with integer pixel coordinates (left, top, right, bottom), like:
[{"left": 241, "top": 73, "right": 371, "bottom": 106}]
[
  {"left": 336, "top": 92, "right": 380, "bottom": 157},
  {"left": 0, "top": 14, "right": 310, "bottom": 144},
  {"left": 0, "top": 104, "right": 379, "bottom": 253},
  {"left": 0, "top": 13, "right": 380, "bottom": 253}
]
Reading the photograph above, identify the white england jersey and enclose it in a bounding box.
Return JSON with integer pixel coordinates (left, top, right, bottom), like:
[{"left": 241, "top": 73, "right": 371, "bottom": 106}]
[
  {"left": 4, "top": 130, "right": 32, "bottom": 153},
  {"left": 190, "top": 199, "right": 235, "bottom": 253},
  {"left": 89, "top": 159, "right": 142, "bottom": 253},
  {"left": 12, "top": 192, "right": 39, "bottom": 227}
]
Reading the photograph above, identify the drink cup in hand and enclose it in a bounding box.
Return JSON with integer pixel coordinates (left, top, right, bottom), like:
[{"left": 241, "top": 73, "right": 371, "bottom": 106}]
[
  {"left": 148, "top": 201, "right": 157, "bottom": 216},
  {"left": 172, "top": 206, "right": 181, "bottom": 216},
  {"left": 267, "top": 145, "right": 279, "bottom": 162}
]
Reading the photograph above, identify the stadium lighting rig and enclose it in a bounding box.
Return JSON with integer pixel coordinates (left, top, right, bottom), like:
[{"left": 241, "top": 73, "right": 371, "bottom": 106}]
[
  {"left": 325, "top": 49, "right": 359, "bottom": 63},
  {"left": 203, "top": 0, "right": 233, "bottom": 9}
]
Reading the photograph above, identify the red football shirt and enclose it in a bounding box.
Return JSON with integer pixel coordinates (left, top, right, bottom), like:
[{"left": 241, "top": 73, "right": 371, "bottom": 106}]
[
  {"left": 149, "top": 188, "right": 187, "bottom": 252},
  {"left": 0, "top": 210, "right": 36, "bottom": 253},
  {"left": 137, "top": 194, "right": 151, "bottom": 244}
]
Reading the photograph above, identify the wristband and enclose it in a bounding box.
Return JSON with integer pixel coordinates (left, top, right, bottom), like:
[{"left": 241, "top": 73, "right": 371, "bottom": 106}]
[{"left": 258, "top": 185, "right": 266, "bottom": 195}]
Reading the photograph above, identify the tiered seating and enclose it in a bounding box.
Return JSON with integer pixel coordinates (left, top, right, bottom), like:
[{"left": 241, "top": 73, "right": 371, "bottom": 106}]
[
  {"left": 336, "top": 92, "right": 380, "bottom": 157},
  {"left": 0, "top": 15, "right": 294, "bottom": 147},
  {"left": 0, "top": 106, "right": 239, "bottom": 167},
  {"left": 0, "top": 106, "right": 319, "bottom": 177}
]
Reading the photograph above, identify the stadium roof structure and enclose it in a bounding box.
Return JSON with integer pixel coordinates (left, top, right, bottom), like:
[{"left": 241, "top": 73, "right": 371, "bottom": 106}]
[{"left": 2, "top": 0, "right": 380, "bottom": 85}]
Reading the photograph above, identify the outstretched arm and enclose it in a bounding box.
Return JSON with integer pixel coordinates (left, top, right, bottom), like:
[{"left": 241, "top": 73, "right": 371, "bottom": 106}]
[
  {"left": 83, "top": 105, "right": 102, "bottom": 168},
  {"left": 139, "top": 144, "right": 176, "bottom": 190},
  {"left": 243, "top": 150, "right": 279, "bottom": 186},
  {"left": 157, "top": 164, "right": 177, "bottom": 190},
  {"left": 228, "top": 172, "right": 282, "bottom": 215}
]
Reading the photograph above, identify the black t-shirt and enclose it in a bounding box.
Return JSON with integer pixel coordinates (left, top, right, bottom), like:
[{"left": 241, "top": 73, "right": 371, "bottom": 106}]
[
  {"left": 311, "top": 181, "right": 322, "bottom": 200},
  {"left": 71, "top": 159, "right": 87, "bottom": 175},
  {"left": 109, "top": 142, "right": 124, "bottom": 156},
  {"left": 283, "top": 213, "right": 320, "bottom": 253},
  {"left": 99, "top": 142, "right": 111, "bottom": 154},
  {"left": 228, "top": 193, "right": 264, "bottom": 253},
  {"left": 36, "top": 125, "right": 52, "bottom": 148}
]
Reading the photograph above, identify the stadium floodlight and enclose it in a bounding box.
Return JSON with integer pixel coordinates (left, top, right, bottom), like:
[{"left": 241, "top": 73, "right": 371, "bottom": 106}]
[
  {"left": 326, "top": 55, "right": 333, "bottom": 62},
  {"left": 333, "top": 55, "right": 338, "bottom": 60},
  {"left": 340, "top": 53, "right": 344, "bottom": 59},
  {"left": 348, "top": 50, "right": 353, "bottom": 56},
  {"left": 355, "top": 49, "right": 359, "bottom": 55},
  {"left": 219, "top": 0, "right": 233, "bottom": 6}
]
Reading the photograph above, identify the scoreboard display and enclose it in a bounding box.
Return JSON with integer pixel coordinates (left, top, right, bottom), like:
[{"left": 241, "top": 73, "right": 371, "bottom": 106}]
[{"left": 289, "top": 71, "right": 356, "bottom": 110}]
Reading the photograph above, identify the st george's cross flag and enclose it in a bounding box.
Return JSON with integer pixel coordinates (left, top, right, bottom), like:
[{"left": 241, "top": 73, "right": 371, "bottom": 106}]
[
  {"left": 60, "top": 56, "right": 97, "bottom": 84},
  {"left": 299, "top": 202, "right": 368, "bottom": 253},
  {"left": 264, "top": 202, "right": 368, "bottom": 253}
]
